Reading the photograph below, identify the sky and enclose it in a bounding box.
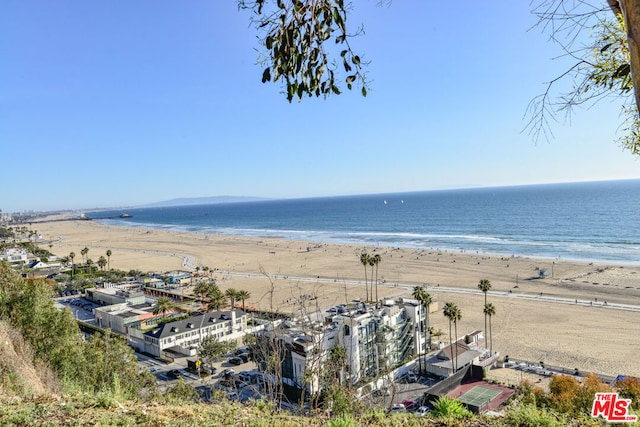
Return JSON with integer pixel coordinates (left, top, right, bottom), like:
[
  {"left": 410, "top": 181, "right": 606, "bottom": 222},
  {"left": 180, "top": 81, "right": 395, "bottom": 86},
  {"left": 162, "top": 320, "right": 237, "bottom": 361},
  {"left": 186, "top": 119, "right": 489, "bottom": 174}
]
[{"left": 1, "top": 1, "right": 639, "bottom": 212}]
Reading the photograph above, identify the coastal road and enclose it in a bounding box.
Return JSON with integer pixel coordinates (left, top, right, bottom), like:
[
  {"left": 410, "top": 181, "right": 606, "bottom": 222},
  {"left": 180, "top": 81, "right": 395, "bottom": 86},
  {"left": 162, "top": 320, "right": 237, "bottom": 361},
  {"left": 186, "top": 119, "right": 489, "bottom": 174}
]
[{"left": 212, "top": 270, "right": 640, "bottom": 313}]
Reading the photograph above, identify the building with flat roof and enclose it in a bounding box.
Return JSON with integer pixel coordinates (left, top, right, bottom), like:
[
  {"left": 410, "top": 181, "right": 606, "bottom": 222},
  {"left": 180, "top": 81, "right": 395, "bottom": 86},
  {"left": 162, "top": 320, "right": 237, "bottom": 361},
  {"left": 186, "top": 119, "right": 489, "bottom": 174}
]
[
  {"left": 85, "top": 286, "right": 146, "bottom": 306},
  {"left": 94, "top": 302, "right": 167, "bottom": 335},
  {"left": 162, "top": 270, "right": 192, "bottom": 285}
]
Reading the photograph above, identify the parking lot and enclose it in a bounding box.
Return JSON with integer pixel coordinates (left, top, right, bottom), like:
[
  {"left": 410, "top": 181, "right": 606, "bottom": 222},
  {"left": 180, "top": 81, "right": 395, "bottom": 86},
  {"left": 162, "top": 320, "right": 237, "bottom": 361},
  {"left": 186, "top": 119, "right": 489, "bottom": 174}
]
[{"left": 54, "top": 296, "right": 99, "bottom": 324}]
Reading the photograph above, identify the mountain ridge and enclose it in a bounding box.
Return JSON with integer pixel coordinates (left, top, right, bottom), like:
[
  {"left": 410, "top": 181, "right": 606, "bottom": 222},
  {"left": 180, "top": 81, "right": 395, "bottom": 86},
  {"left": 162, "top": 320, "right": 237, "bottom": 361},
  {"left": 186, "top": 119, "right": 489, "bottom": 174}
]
[{"left": 141, "top": 196, "right": 269, "bottom": 208}]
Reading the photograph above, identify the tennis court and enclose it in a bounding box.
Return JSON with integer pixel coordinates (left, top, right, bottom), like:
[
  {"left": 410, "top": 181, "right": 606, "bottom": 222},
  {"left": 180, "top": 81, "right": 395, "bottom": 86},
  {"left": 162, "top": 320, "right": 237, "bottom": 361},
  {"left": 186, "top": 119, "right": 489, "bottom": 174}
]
[{"left": 458, "top": 385, "right": 501, "bottom": 409}]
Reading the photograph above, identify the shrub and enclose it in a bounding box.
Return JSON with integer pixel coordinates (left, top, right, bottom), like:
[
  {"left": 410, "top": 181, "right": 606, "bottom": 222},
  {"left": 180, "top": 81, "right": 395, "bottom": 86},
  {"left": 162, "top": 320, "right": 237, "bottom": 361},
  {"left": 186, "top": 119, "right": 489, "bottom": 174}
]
[
  {"left": 616, "top": 376, "right": 640, "bottom": 410},
  {"left": 548, "top": 375, "right": 580, "bottom": 414},
  {"left": 573, "top": 373, "right": 611, "bottom": 414},
  {"left": 518, "top": 379, "right": 550, "bottom": 408},
  {"left": 327, "top": 414, "right": 358, "bottom": 427},
  {"left": 165, "top": 379, "right": 200, "bottom": 403},
  {"left": 505, "top": 403, "right": 566, "bottom": 427},
  {"left": 430, "top": 395, "right": 472, "bottom": 419}
]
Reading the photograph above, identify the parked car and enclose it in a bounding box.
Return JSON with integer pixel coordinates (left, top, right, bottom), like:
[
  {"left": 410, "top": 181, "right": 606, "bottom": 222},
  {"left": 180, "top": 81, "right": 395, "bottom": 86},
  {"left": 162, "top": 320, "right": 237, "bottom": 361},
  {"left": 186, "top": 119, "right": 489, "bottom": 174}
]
[
  {"left": 237, "top": 371, "right": 252, "bottom": 383},
  {"left": 228, "top": 356, "right": 243, "bottom": 365},
  {"left": 415, "top": 405, "right": 432, "bottom": 417},
  {"left": 220, "top": 368, "right": 235, "bottom": 377},
  {"left": 237, "top": 353, "right": 250, "bottom": 363},
  {"left": 402, "top": 399, "right": 419, "bottom": 410},
  {"left": 389, "top": 403, "right": 406, "bottom": 413},
  {"left": 200, "top": 365, "right": 216, "bottom": 375},
  {"left": 235, "top": 347, "right": 249, "bottom": 355},
  {"left": 373, "top": 387, "right": 391, "bottom": 397},
  {"left": 167, "top": 369, "right": 182, "bottom": 379},
  {"left": 406, "top": 372, "right": 418, "bottom": 383}
]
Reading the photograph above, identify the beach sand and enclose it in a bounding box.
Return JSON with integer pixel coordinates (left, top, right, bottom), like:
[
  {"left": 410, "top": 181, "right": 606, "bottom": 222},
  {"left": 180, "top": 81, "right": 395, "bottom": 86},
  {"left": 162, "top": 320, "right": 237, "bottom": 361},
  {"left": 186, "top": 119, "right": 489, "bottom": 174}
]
[{"left": 33, "top": 218, "right": 640, "bottom": 377}]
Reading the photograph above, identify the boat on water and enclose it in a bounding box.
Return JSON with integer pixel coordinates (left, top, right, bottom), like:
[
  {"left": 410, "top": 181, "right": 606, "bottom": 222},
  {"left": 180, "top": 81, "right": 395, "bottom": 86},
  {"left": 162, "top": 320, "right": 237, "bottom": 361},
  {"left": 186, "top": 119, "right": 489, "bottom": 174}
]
[{"left": 119, "top": 213, "right": 133, "bottom": 218}]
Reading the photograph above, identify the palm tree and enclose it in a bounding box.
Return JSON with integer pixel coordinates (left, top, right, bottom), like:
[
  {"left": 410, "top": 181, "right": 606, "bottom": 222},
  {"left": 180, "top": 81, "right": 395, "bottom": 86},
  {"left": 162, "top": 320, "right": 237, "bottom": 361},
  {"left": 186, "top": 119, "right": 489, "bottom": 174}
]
[
  {"left": 412, "top": 286, "right": 426, "bottom": 373},
  {"left": 69, "top": 251, "right": 76, "bottom": 278},
  {"left": 483, "top": 303, "right": 496, "bottom": 354},
  {"left": 368, "top": 255, "right": 376, "bottom": 300},
  {"left": 86, "top": 258, "right": 93, "bottom": 274},
  {"left": 477, "top": 279, "right": 492, "bottom": 347},
  {"left": 237, "top": 289, "right": 250, "bottom": 311},
  {"left": 97, "top": 256, "right": 107, "bottom": 271},
  {"left": 372, "top": 254, "right": 381, "bottom": 301},
  {"left": 106, "top": 249, "right": 112, "bottom": 270},
  {"left": 443, "top": 302, "right": 461, "bottom": 372},
  {"left": 412, "top": 286, "right": 433, "bottom": 357},
  {"left": 153, "top": 296, "right": 175, "bottom": 320},
  {"left": 81, "top": 247, "right": 89, "bottom": 263},
  {"left": 423, "top": 291, "right": 433, "bottom": 351},
  {"left": 194, "top": 280, "right": 214, "bottom": 303},
  {"left": 225, "top": 288, "right": 239, "bottom": 308},
  {"left": 452, "top": 305, "right": 461, "bottom": 372},
  {"left": 360, "top": 252, "right": 370, "bottom": 301},
  {"left": 207, "top": 288, "right": 226, "bottom": 311}
]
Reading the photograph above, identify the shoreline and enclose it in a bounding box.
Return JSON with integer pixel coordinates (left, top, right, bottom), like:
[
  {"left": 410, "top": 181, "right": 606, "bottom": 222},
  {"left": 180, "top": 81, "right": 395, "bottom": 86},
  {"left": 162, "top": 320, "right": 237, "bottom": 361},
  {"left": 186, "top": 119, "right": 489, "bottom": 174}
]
[
  {"left": 32, "top": 218, "right": 640, "bottom": 377},
  {"left": 89, "top": 217, "right": 640, "bottom": 267}
]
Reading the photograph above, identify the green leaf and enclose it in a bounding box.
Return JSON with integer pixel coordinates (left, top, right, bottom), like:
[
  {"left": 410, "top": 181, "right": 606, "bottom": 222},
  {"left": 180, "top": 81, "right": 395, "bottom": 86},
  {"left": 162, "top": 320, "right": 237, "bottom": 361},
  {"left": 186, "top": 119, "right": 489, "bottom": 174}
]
[
  {"left": 614, "top": 63, "right": 631, "bottom": 78},
  {"left": 352, "top": 55, "right": 361, "bottom": 66},
  {"left": 361, "top": 86, "right": 367, "bottom": 97},
  {"left": 266, "top": 35, "right": 273, "bottom": 50},
  {"left": 346, "top": 75, "right": 356, "bottom": 84},
  {"left": 261, "top": 67, "right": 271, "bottom": 83},
  {"left": 600, "top": 43, "right": 612, "bottom": 53}
]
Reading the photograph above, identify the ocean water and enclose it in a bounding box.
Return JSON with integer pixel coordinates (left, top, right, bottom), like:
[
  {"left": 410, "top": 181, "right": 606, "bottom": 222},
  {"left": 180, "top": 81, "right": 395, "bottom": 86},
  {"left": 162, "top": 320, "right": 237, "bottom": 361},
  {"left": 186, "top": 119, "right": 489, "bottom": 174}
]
[{"left": 88, "top": 180, "right": 640, "bottom": 264}]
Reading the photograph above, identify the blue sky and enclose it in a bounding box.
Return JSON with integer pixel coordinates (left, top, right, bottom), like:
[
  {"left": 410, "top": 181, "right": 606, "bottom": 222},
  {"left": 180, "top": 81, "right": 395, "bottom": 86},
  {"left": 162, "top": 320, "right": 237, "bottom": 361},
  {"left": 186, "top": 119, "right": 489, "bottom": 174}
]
[{"left": 2, "top": 1, "right": 638, "bottom": 212}]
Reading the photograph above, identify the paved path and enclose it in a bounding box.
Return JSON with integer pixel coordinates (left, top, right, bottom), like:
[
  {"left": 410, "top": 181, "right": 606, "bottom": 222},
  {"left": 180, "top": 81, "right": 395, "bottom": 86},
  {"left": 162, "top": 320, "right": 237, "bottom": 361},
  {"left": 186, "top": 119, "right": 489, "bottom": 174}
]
[{"left": 82, "top": 244, "right": 197, "bottom": 270}]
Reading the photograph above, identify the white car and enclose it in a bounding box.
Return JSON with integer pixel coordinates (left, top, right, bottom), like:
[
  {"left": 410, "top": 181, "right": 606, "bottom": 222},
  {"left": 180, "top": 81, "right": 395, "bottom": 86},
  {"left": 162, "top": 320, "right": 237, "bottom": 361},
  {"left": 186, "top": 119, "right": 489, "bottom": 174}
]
[
  {"left": 416, "top": 406, "right": 431, "bottom": 417},
  {"left": 389, "top": 403, "right": 406, "bottom": 413}
]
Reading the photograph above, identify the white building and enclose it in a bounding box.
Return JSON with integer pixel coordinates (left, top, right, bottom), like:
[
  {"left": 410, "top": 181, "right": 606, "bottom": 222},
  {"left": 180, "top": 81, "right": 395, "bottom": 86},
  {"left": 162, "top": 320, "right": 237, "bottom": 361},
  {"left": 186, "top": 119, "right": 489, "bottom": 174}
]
[
  {"left": 139, "top": 309, "right": 248, "bottom": 357},
  {"left": 0, "top": 248, "right": 28, "bottom": 264},
  {"left": 333, "top": 299, "right": 423, "bottom": 384},
  {"left": 254, "top": 298, "right": 427, "bottom": 394}
]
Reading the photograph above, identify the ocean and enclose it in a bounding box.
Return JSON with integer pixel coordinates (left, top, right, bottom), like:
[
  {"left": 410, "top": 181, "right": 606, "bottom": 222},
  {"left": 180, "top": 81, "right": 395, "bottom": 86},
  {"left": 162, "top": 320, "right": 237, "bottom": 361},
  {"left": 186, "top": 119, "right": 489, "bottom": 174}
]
[{"left": 88, "top": 180, "right": 640, "bottom": 264}]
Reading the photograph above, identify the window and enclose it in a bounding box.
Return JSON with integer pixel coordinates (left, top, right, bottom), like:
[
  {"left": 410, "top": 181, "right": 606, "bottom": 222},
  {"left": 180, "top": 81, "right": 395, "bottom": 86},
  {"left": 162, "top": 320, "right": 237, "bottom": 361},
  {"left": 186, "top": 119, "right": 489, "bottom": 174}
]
[{"left": 344, "top": 325, "right": 350, "bottom": 336}]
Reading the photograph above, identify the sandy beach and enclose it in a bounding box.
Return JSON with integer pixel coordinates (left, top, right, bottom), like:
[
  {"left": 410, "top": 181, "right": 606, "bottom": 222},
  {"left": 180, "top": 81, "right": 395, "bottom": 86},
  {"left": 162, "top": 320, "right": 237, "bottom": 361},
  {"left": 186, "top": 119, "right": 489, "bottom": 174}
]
[{"left": 32, "top": 217, "right": 640, "bottom": 378}]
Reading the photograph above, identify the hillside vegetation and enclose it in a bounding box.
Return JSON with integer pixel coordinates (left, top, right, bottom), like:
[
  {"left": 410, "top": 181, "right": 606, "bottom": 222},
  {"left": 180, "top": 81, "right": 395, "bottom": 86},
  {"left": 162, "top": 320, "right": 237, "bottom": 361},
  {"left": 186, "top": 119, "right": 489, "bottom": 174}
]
[{"left": 0, "top": 261, "right": 637, "bottom": 426}]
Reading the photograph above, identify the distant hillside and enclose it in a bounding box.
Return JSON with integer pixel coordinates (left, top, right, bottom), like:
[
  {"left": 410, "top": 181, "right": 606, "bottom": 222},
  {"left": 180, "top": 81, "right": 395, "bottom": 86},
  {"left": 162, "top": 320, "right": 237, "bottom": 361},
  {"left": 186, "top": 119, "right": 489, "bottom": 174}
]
[{"left": 142, "top": 196, "right": 269, "bottom": 208}]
